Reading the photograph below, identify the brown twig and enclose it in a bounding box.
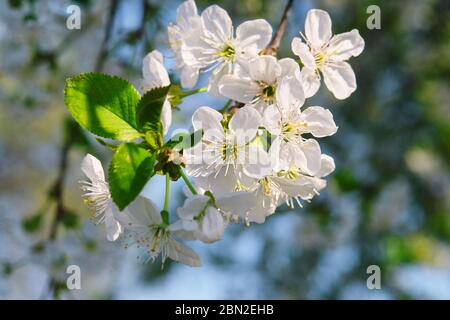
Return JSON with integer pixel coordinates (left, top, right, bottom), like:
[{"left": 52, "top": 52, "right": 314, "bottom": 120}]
[
  {"left": 94, "top": 0, "right": 118, "bottom": 72},
  {"left": 262, "top": 0, "right": 295, "bottom": 56},
  {"left": 48, "top": 124, "right": 80, "bottom": 240}
]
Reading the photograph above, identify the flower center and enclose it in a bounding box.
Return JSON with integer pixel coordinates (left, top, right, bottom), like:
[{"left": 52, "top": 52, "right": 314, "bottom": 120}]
[
  {"left": 81, "top": 180, "right": 110, "bottom": 219},
  {"left": 261, "top": 177, "right": 272, "bottom": 195},
  {"left": 150, "top": 225, "right": 168, "bottom": 254},
  {"left": 218, "top": 43, "right": 235, "bottom": 60},
  {"left": 221, "top": 141, "right": 238, "bottom": 161},
  {"left": 314, "top": 49, "right": 335, "bottom": 69},
  {"left": 262, "top": 85, "right": 276, "bottom": 100},
  {"left": 281, "top": 121, "right": 307, "bottom": 141},
  {"left": 278, "top": 167, "right": 301, "bottom": 180}
]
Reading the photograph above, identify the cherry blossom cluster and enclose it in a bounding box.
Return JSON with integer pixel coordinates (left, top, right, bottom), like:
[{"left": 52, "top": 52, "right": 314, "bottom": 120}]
[{"left": 80, "top": 0, "right": 364, "bottom": 267}]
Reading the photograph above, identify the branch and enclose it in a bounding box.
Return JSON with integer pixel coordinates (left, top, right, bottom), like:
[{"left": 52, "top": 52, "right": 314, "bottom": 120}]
[
  {"left": 263, "top": 0, "right": 295, "bottom": 56},
  {"left": 48, "top": 124, "right": 80, "bottom": 240},
  {"left": 94, "top": 0, "right": 118, "bottom": 72},
  {"left": 48, "top": 0, "right": 119, "bottom": 241}
]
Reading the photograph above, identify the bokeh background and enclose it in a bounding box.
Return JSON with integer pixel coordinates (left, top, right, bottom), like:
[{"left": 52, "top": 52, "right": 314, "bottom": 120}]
[{"left": 1, "top": 0, "right": 449, "bottom": 299}]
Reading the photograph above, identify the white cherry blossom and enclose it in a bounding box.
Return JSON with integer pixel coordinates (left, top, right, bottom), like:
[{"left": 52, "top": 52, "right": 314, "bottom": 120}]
[
  {"left": 181, "top": 4, "right": 272, "bottom": 95},
  {"left": 218, "top": 55, "right": 304, "bottom": 114},
  {"left": 167, "top": 0, "right": 202, "bottom": 88},
  {"left": 120, "top": 196, "right": 201, "bottom": 267},
  {"left": 291, "top": 9, "right": 365, "bottom": 99},
  {"left": 263, "top": 77, "right": 337, "bottom": 175},
  {"left": 74, "top": 5, "right": 366, "bottom": 263},
  {"left": 171, "top": 191, "right": 256, "bottom": 242},
  {"left": 142, "top": 50, "right": 172, "bottom": 135},
  {"left": 184, "top": 106, "right": 273, "bottom": 194},
  {"left": 248, "top": 153, "right": 336, "bottom": 223},
  {"left": 80, "top": 154, "right": 123, "bottom": 242}
]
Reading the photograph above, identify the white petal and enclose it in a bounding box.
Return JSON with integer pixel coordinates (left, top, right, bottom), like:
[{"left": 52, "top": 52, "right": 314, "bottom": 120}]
[
  {"left": 300, "top": 66, "right": 320, "bottom": 98},
  {"left": 177, "top": 195, "right": 210, "bottom": 220},
  {"left": 142, "top": 50, "right": 170, "bottom": 90},
  {"left": 104, "top": 203, "right": 122, "bottom": 241},
  {"left": 201, "top": 5, "right": 232, "bottom": 44},
  {"left": 176, "top": 0, "right": 198, "bottom": 27},
  {"left": 243, "top": 144, "right": 274, "bottom": 178},
  {"left": 291, "top": 37, "right": 315, "bottom": 68},
  {"left": 199, "top": 207, "right": 224, "bottom": 243},
  {"left": 127, "top": 196, "right": 162, "bottom": 226},
  {"left": 199, "top": 167, "right": 238, "bottom": 194},
  {"left": 169, "top": 219, "right": 198, "bottom": 240},
  {"left": 166, "top": 239, "right": 202, "bottom": 267},
  {"left": 279, "top": 139, "right": 322, "bottom": 175},
  {"left": 181, "top": 37, "right": 216, "bottom": 68},
  {"left": 229, "top": 106, "right": 262, "bottom": 144},
  {"left": 184, "top": 142, "right": 218, "bottom": 178},
  {"left": 81, "top": 154, "right": 105, "bottom": 182},
  {"left": 180, "top": 65, "right": 200, "bottom": 89},
  {"left": 268, "top": 136, "right": 283, "bottom": 171},
  {"left": 305, "top": 9, "right": 332, "bottom": 48},
  {"left": 215, "top": 191, "right": 257, "bottom": 218},
  {"left": 251, "top": 98, "right": 269, "bottom": 115},
  {"left": 235, "top": 49, "right": 259, "bottom": 70},
  {"left": 276, "top": 76, "right": 305, "bottom": 115},
  {"left": 279, "top": 141, "right": 306, "bottom": 171},
  {"left": 207, "top": 62, "right": 231, "bottom": 97},
  {"left": 274, "top": 175, "right": 316, "bottom": 200},
  {"left": 191, "top": 106, "right": 225, "bottom": 138},
  {"left": 262, "top": 104, "right": 282, "bottom": 135},
  {"left": 317, "top": 154, "right": 335, "bottom": 178},
  {"left": 161, "top": 99, "right": 172, "bottom": 135},
  {"left": 300, "top": 106, "right": 337, "bottom": 137},
  {"left": 248, "top": 55, "right": 281, "bottom": 84},
  {"left": 279, "top": 57, "right": 301, "bottom": 78},
  {"left": 310, "top": 176, "right": 327, "bottom": 193},
  {"left": 145, "top": 49, "right": 163, "bottom": 64},
  {"left": 322, "top": 61, "right": 357, "bottom": 99},
  {"left": 235, "top": 19, "right": 272, "bottom": 51},
  {"left": 247, "top": 186, "right": 278, "bottom": 224},
  {"left": 249, "top": 206, "right": 275, "bottom": 223},
  {"left": 299, "top": 139, "right": 322, "bottom": 175},
  {"left": 218, "top": 75, "right": 260, "bottom": 103},
  {"left": 328, "top": 29, "right": 365, "bottom": 61},
  {"left": 236, "top": 164, "right": 259, "bottom": 189}
]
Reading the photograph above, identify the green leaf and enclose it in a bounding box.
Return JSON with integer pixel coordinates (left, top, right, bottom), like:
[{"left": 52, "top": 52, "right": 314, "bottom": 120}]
[
  {"left": 22, "top": 213, "right": 43, "bottom": 233},
  {"left": 65, "top": 72, "right": 141, "bottom": 142},
  {"left": 3, "top": 263, "right": 14, "bottom": 277},
  {"left": 164, "top": 129, "right": 203, "bottom": 151},
  {"left": 61, "top": 210, "right": 80, "bottom": 229},
  {"left": 8, "top": 0, "right": 23, "bottom": 10},
  {"left": 334, "top": 168, "right": 359, "bottom": 192},
  {"left": 109, "top": 143, "right": 155, "bottom": 210},
  {"left": 95, "top": 137, "right": 118, "bottom": 151},
  {"left": 144, "top": 131, "right": 161, "bottom": 152},
  {"left": 137, "top": 85, "right": 170, "bottom": 140}
]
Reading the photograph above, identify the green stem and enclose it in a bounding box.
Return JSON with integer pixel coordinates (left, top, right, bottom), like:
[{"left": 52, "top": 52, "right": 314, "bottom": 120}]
[
  {"left": 163, "top": 173, "right": 170, "bottom": 212},
  {"left": 179, "top": 167, "right": 197, "bottom": 195},
  {"left": 219, "top": 99, "right": 233, "bottom": 114},
  {"left": 180, "top": 87, "right": 207, "bottom": 98}
]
